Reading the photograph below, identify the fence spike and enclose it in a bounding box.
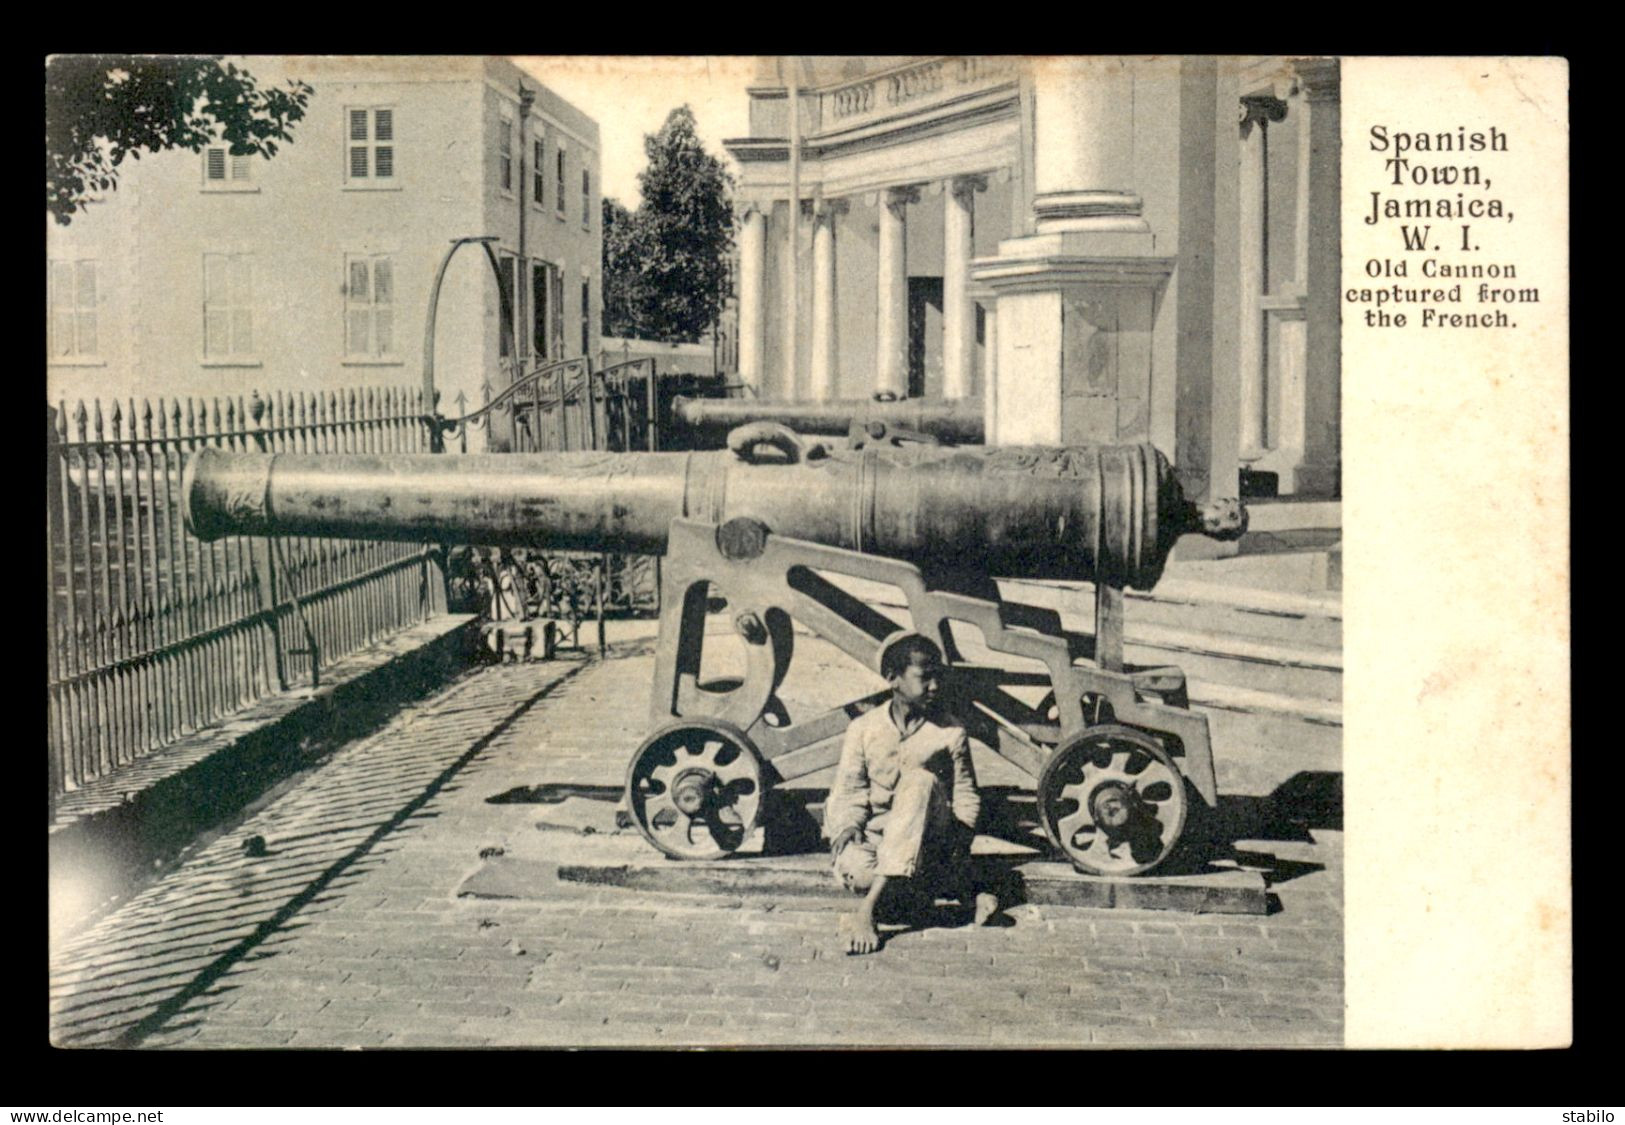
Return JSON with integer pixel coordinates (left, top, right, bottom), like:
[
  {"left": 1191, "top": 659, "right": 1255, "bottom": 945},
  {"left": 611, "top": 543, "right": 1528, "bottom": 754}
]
[
  {"left": 186, "top": 397, "right": 197, "bottom": 436},
  {"left": 141, "top": 398, "right": 154, "bottom": 439},
  {"left": 326, "top": 390, "right": 338, "bottom": 423},
  {"left": 110, "top": 398, "right": 122, "bottom": 438},
  {"left": 55, "top": 402, "right": 69, "bottom": 443},
  {"left": 74, "top": 400, "right": 89, "bottom": 440},
  {"left": 251, "top": 390, "right": 266, "bottom": 426},
  {"left": 212, "top": 397, "right": 223, "bottom": 436},
  {"left": 225, "top": 397, "right": 236, "bottom": 435},
  {"left": 94, "top": 399, "right": 105, "bottom": 440}
]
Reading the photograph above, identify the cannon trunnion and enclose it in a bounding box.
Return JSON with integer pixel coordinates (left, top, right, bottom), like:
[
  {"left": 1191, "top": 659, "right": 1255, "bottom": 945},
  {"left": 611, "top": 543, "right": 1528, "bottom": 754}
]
[{"left": 185, "top": 438, "right": 1245, "bottom": 876}]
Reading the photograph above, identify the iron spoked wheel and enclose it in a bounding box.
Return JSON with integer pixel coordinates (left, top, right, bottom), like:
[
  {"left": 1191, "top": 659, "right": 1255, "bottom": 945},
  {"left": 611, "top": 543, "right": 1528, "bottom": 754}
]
[
  {"left": 1037, "top": 723, "right": 1187, "bottom": 876},
  {"left": 625, "top": 721, "right": 765, "bottom": 860}
]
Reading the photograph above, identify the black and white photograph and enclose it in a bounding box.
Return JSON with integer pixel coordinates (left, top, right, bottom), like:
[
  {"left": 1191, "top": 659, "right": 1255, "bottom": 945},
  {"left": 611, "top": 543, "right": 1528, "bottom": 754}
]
[{"left": 44, "top": 55, "right": 1566, "bottom": 1051}]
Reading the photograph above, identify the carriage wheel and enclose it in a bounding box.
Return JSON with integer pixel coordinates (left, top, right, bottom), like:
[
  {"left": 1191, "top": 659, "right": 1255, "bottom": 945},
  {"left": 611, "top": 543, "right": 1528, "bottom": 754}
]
[
  {"left": 1036, "top": 724, "right": 1187, "bottom": 876},
  {"left": 625, "top": 720, "right": 765, "bottom": 860}
]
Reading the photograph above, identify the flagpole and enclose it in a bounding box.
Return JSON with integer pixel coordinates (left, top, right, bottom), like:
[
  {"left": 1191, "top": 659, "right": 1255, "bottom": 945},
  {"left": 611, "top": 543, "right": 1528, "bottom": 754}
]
[{"left": 785, "top": 56, "right": 801, "bottom": 400}]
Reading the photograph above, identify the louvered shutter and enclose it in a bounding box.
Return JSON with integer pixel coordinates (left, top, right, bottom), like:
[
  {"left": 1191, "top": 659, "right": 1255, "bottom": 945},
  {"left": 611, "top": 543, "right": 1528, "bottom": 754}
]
[
  {"left": 347, "top": 258, "right": 371, "bottom": 354},
  {"left": 373, "top": 259, "right": 394, "bottom": 353}
]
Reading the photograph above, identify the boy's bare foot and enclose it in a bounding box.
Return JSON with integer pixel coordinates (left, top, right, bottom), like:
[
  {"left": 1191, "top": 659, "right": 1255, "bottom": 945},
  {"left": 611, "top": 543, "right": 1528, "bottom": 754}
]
[
  {"left": 973, "top": 891, "right": 999, "bottom": 926},
  {"left": 839, "top": 912, "right": 882, "bottom": 955}
]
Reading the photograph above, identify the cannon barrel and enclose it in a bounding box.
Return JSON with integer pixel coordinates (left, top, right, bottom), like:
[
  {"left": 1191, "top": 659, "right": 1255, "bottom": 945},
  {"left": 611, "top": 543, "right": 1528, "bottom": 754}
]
[
  {"left": 673, "top": 395, "right": 984, "bottom": 445},
  {"left": 184, "top": 442, "right": 1245, "bottom": 588}
]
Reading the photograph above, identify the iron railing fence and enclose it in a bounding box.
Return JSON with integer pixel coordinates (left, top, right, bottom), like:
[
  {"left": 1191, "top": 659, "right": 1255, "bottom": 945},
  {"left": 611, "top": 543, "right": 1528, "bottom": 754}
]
[
  {"left": 434, "top": 358, "right": 663, "bottom": 644},
  {"left": 47, "top": 386, "right": 445, "bottom": 806}
]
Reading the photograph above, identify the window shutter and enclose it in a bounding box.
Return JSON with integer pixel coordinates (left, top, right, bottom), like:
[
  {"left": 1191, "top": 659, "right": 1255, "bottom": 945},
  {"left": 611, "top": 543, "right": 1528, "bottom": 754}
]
[
  {"left": 350, "top": 146, "right": 369, "bottom": 179},
  {"left": 374, "top": 307, "right": 393, "bottom": 355},
  {"left": 206, "top": 148, "right": 226, "bottom": 180},
  {"left": 75, "top": 261, "right": 96, "bottom": 307},
  {"left": 49, "top": 262, "right": 68, "bottom": 355},
  {"left": 375, "top": 146, "right": 393, "bottom": 178},
  {"left": 552, "top": 269, "right": 565, "bottom": 357},
  {"left": 534, "top": 140, "right": 545, "bottom": 204},
  {"left": 350, "top": 110, "right": 369, "bottom": 141},
  {"left": 230, "top": 154, "right": 250, "bottom": 181},
  {"left": 232, "top": 257, "right": 254, "bottom": 354},
  {"left": 374, "top": 109, "right": 392, "bottom": 141}
]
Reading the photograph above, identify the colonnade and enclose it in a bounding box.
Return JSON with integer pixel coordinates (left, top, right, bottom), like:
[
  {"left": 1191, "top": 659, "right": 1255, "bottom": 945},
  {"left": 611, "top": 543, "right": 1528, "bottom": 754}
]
[{"left": 733, "top": 171, "right": 996, "bottom": 402}]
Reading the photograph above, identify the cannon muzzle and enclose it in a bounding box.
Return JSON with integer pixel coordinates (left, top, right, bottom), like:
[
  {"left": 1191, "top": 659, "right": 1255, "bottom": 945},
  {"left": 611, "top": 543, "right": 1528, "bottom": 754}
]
[
  {"left": 673, "top": 395, "right": 984, "bottom": 446},
  {"left": 184, "top": 441, "right": 1244, "bottom": 588}
]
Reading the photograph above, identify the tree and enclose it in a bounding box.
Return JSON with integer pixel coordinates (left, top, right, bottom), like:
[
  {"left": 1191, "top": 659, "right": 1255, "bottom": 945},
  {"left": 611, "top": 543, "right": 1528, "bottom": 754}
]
[
  {"left": 601, "top": 197, "right": 651, "bottom": 339},
  {"left": 46, "top": 55, "right": 313, "bottom": 225},
  {"left": 600, "top": 106, "right": 734, "bottom": 343}
]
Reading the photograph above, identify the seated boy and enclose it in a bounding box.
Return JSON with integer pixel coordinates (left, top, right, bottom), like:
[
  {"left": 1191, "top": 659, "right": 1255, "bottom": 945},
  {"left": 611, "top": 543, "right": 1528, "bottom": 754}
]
[{"left": 825, "top": 631, "right": 998, "bottom": 955}]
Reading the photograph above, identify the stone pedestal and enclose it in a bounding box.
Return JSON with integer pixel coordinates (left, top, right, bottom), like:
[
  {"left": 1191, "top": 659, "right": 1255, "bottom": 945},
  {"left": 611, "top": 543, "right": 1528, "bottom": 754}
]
[{"left": 975, "top": 231, "right": 1173, "bottom": 446}]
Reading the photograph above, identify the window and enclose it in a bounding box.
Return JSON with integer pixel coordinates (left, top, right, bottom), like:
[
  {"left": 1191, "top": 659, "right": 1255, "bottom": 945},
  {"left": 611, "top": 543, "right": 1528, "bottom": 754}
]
[
  {"left": 202, "top": 253, "right": 254, "bottom": 360},
  {"left": 532, "top": 262, "right": 551, "bottom": 359},
  {"left": 533, "top": 138, "right": 545, "bottom": 206},
  {"left": 498, "top": 253, "right": 517, "bottom": 358},
  {"left": 344, "top": 255, "right": 395, "bottom": 359},
  {"left": 346, "top": 107, "right": 395, "bottom": 185},
  {"left": 582, "top": 169, "right": 591, "bottom": 227},
  {"left": 202, "top": 146, "right": 253, "bottom": 190},
  {"left": 580, "top": 280, "right": 591, "bottom": 356},
  {"left": 499, "top": 115, "right": 514, "bottom": 192},
  {"left": 555, "top": 144, "right": 567, "bottom": 215},
  {"left": 48, "top": 259, "right": 98, "bottom": 359}
]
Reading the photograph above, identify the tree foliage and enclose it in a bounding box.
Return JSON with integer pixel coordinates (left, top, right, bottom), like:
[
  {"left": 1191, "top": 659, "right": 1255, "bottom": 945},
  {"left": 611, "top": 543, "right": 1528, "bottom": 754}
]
[
  {"left": 601, "top": 106, "right": 735, "bottom": 343},
  {"left": 46, "top": 55, "right": 313, "bottom": 225}
]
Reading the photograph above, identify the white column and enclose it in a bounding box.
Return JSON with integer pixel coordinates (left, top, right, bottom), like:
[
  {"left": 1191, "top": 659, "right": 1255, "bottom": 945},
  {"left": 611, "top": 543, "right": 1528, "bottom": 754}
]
[
  {"left": 1030, "top": 56, "right": 1146, "bottom": 233},
  {"left": 943, "top": 175, "right": 983, "bottom": 400},
  {"left": 809, "top": 199, "right": 843, "bottom": 402},
  {"left": 875, "top": 186, "right": 916, "bottom": 399},
  {"left": 1235, "top": 96, "right": 1287, "bottom": 458},
  {"left": 1296, "top": 59, "right": 1341, "bottom": 496},
  {"left": 737, "top": 203, "right": 766, "bottom": 393}
]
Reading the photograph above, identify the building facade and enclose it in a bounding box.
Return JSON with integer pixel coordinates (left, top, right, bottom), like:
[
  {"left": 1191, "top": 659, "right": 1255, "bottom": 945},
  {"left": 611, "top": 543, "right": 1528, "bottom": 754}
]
[
  {"left": 46, "top": 56, "right": 602, "bottom": 437},
  {"left": 725, "top": 55, "right": 1339, "bottom": 501}
]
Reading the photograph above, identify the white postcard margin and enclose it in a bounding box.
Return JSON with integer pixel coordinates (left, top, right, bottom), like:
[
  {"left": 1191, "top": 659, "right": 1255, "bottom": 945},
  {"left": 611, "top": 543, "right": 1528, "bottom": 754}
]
[{"left": 1341, "top": 56, "right": 1570, "bottom": 1048}]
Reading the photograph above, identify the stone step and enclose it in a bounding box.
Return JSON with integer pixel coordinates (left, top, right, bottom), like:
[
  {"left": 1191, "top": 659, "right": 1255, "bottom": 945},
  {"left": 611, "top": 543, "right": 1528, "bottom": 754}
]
[
  {"left": 1128, "top": 623, "right": 1342, "bottom": 703},
  {"left": 1003, "top": 577, "right": 1343, "bottom": 649}
]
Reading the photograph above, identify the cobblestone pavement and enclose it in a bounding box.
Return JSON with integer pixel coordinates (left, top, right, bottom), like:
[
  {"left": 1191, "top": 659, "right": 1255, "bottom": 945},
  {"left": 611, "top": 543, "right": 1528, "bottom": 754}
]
[{"left": 49, "top": 629, "right": 1342, "bottom": 1048}]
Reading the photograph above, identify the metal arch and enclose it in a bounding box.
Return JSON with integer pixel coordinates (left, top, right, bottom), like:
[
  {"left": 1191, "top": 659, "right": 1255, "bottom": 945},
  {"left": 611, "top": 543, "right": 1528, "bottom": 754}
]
[{"left": 420, "top": 235, "right": 519, "bottom": 435}]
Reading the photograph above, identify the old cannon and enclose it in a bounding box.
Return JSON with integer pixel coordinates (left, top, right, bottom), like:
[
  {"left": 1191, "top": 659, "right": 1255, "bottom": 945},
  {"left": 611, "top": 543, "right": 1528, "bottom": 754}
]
[
  {"left": 673, "top": 394, "right": 984, "bottom": 447},
  {"left": 184, "top": 428, "right": 1245, "bottom": 876}
]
